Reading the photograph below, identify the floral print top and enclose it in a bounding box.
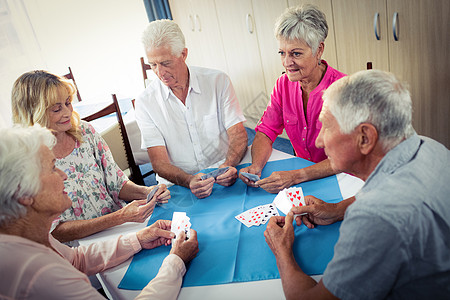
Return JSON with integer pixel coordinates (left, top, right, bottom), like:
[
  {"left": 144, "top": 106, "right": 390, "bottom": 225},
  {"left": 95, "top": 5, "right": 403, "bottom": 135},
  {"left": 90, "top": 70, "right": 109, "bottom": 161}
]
[{"left": 52, "top": 121, "right": 128, "bottom": 229}]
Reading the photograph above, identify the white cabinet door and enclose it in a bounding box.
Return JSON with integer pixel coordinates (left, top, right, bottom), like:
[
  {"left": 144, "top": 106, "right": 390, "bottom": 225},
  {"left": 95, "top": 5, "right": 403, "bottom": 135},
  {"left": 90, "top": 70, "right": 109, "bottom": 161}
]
[
  {"left": 332, "top": 0, "right": 389, "bottom": 74},
  {"left": 252, "top": 0, "right": 289, "bottom": 98},
  {"left": 214, "top": 0, "right": 268, "bottom": 128},
  {"left": 169, "top": 0, "right": 228, "bottom": 73},
  {"left": 387, "top": 0, "right": 450, "bottom": 147}
]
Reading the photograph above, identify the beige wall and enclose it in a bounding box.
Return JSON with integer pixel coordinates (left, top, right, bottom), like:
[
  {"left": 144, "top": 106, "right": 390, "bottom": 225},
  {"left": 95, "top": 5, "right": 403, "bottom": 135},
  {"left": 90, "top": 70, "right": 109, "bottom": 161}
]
[{"left": 0, "top": 0, "right": 150, "bottom": 127}]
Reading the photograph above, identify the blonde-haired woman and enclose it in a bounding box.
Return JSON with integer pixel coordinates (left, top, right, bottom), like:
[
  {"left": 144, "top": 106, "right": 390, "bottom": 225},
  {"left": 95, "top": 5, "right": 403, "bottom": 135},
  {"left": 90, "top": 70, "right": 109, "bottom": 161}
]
[{"left": 12, "top": 70, "right": 170, "bottom": 244}]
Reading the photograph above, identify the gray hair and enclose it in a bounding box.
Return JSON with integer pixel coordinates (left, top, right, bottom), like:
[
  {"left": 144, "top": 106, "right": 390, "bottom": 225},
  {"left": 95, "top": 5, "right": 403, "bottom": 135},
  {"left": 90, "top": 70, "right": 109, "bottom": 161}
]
[
  {"left": 142, "top": 19, "right": 185, "bottom": 56},
  {"left": 323, "top": 69, "right": 414, "bottom": 151},
  {"left": 0, "top": 124, "right": 56, "bottom": 226},
  {"left": 274, "top": 4, "right": 328, "bottom": 54}
]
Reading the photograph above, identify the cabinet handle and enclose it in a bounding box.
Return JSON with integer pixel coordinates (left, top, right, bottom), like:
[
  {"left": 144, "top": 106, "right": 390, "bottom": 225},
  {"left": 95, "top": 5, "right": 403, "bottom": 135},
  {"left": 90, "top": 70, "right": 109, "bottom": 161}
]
[
  {"left": 189, "top": 14, "right": 195, "bottom": 32},
  {"left": 373, "top": 13, "right": 380, "bottom": 40},
  {"left": 246, "top": 13, "right": 254, "bottom": 34},
  {"left": 392, "top": 12, "right": 399, "bottom": 41},
  {"left": 195, "top": 14, "right": 201, "bottom": 32}
]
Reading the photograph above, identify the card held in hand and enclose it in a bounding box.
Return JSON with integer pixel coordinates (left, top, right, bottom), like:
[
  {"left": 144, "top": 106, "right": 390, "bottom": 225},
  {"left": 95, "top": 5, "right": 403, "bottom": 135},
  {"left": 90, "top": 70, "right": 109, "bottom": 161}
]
[
  {"left": 273, "top": 187, "right": 306, "bottom": 215},
  {"left": 171, "top": 212, "right": 191, "bottom": 240},
  {"left": 146, "top": 185, "right": 159, "bottom": 203},
  {"left": 201, "top": 167, "right": 229, "bottom": 180},
  {"left": 240, "top": 171, "right": 261, "bottom": 182}
]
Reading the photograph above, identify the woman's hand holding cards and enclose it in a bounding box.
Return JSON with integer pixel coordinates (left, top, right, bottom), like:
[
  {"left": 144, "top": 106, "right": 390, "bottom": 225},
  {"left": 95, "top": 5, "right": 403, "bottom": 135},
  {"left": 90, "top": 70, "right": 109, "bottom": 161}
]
[
  {"left": 239, "top": 165, "right": 262, "bottom": 187},
  {"left": 147, "top": 184, "right": 170, "bottom": 205}
]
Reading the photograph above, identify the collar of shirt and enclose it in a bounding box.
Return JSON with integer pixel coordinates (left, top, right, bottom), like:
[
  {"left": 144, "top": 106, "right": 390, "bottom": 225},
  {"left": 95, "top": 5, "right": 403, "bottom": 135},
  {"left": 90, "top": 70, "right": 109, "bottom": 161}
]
[
  {"left": 365, "top": 133, "right": 420, "bottom": 184},
  {"left": 158, "top": 65, "right": 201, "bottom": 102}
]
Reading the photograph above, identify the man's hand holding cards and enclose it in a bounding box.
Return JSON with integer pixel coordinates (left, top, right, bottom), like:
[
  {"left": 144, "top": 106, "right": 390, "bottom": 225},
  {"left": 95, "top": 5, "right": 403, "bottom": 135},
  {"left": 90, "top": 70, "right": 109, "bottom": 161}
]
[
  {"left": 200, "top": 166, "right": 229, "bottom": 180},
  {"left": 273, "top": 187, "right": 306, "bottom": 216},
  {"left": 199, "top": 166, "right": 238, "bottom": 186}
]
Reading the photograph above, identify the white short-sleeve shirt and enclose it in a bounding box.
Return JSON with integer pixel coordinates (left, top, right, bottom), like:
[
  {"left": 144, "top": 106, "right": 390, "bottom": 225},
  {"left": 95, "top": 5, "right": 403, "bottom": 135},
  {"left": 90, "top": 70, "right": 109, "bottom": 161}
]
[{"left": 135, "top": 66, "right": 246, "bottom": 174}]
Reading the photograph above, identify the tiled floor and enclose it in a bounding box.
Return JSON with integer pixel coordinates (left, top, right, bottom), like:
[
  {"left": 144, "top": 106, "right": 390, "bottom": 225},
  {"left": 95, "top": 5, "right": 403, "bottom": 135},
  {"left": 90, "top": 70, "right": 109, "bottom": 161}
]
[{"left": 140, "top": 127, "right": 294, "bottom": 186}]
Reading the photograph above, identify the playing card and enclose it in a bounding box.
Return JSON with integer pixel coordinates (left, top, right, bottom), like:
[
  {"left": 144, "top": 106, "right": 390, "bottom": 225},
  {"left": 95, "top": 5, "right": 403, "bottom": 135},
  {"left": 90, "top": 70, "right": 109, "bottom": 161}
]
[
  {"left": 201, "top": 167, "right": 230, "bottom": 180},
  {"left": 235, "top": 203, "right": 279, "bottom": 227},
  {"left": 285, "top": 187, "right": 305, "bottom": 207},
  {"left": 146, "top": 185, "right": 160, "bottom": 203},
  {"left": 273, "top": 187, "right": 306, "bottom": 215},
  {"left": 171, "top": 212, "right": 191, "bottom": 239},
  {"left": 235, "top": 207, "right": 262, "bottom": 227},
  {"left": 259, "top": 203, "right": 279, "bottom": 225},
  {"left": 240, "top": 171, "right": 261, "bottom": 182}
]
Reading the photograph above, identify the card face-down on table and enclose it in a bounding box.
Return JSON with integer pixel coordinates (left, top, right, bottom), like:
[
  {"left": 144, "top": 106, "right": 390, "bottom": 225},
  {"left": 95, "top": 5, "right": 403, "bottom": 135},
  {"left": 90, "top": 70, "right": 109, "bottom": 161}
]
[{"left": 235, "top": 203, "right": 279, "bottom": 227}]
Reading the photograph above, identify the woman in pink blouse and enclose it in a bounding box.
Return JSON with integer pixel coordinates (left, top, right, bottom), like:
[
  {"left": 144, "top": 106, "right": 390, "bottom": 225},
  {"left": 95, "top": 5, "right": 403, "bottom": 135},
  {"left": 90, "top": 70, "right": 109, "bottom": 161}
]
[
  {"left": 11, "top": 70, "right": 171, "bottom": 244},
  {"left": 0, "top": 125, "right": 198, "bottom": 299},
  {"left": 240, "top": 5, "right": 346, "bottom": 193}
]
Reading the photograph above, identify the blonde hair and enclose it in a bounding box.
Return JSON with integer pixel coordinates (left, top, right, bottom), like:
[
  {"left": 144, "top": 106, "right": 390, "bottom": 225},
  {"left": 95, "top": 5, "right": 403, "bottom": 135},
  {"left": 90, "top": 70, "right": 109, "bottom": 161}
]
[{"left": 11, "top": 70, "right": 82, "bottom": 143}]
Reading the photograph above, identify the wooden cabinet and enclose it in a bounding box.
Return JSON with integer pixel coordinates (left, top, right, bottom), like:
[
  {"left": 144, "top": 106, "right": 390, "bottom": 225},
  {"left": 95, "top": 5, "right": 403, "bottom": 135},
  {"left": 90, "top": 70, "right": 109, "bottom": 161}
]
[
  {"left": 215, "top": 0, "right": 286, "bottom": 128},
  {"left": 333, "top": 0, "right": 450, "bottom": 148},
  {"left": 251, "top": 0, "right": 289, "bottom": 98},
  {"left": 168, "top": 0, "right": 228, "bottom": 73},
  {"left": 288, "top": 0, "right": 338, "bottom": 69},
  {"left": 169, "top": 0, "right": 450, "bottom": 147},
  {"left": 332, "top": 0, "right": 389, "bottom": 73}
]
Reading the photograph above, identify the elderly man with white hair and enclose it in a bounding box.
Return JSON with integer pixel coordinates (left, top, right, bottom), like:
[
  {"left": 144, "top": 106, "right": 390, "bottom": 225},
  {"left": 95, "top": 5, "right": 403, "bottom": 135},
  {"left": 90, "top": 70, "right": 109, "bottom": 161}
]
[
  {"left": 264, "top": 69, "right": 450, "bottom": 299},
  {"left": 135, "top": 19, "right": 248, "bottom": 198},
  {"left": 0, "top": 125, "right": 199, "bottom": 299}
]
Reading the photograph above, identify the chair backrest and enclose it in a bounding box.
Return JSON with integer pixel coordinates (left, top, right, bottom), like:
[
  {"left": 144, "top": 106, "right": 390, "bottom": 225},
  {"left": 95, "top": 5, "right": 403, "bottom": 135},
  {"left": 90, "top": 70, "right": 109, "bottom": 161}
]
[
  {"left": 63, "top": 67, "right": 83, "bottom": 102},
  {"left": 82, "top": 95, "right": 144, "bottom": 185},
  {"left": 140, "top": 57, "right": 152, "bottom": 87}
]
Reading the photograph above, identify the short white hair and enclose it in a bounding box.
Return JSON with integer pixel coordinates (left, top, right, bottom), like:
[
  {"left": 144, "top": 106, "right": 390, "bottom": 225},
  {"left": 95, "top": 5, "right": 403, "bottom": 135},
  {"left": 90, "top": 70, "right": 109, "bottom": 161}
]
[
  {"left": 142, "top": 19, "right": 185, "bottom": 56},
  {"left": 274, "top": 4, "right": 328, "bottom": 54},
  {"left": 0, "top": 124, "right": 56, "bottom": 226},
  {"left": 323, "top": 70, "right": 414, "bottom": 151}
]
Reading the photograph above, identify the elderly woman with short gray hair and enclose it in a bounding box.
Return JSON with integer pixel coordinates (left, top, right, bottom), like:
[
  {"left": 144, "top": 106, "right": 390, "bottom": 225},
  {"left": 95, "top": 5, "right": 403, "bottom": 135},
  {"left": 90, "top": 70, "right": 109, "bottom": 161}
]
[
  {"left": 240, "top": 4, "right": 346, "bottom": 193},
  {"left": 0, "top": 125, "right": 198, "bottom": 299}
]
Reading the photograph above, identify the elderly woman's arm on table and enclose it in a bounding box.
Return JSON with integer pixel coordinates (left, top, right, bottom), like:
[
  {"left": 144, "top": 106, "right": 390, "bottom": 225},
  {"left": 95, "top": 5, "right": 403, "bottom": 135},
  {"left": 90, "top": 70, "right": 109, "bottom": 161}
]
[
  {"left": 54, "top": 220, "right": 198, "bottom": 300},
  {"left": 240, "top": 131, "right": 336, "bottom": 193}
]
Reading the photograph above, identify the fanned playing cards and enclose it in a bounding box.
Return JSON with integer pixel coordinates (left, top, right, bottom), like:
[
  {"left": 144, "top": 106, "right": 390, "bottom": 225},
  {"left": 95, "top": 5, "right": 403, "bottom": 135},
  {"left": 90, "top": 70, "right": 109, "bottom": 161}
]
[
  {"left": 273, "top": 187, "right": 306, "bottom": 215},
  {"left": 235, "top": 203, "right": 279, "bottom": 227},
  {"left": 171, "top": 212, "right": 191, "bottom": 240}
]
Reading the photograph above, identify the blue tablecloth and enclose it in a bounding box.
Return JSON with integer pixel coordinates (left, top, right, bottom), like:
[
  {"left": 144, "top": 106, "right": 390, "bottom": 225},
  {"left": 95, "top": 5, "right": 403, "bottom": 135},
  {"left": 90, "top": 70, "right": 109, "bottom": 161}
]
[{"left": 119, "top": 157, "right": 343, "bottom": 290}]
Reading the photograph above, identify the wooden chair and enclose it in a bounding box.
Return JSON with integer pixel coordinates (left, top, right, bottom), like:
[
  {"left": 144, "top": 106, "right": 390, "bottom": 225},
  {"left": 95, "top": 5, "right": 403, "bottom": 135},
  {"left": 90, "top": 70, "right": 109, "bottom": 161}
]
[
  {"left": 82, "top": 94, "right": 145, "bottom": 185},
  {"left": 63, "top": 67, "right": 82, "bottom": 102},
  {"left": 140, "top": 57, "right": 152, "bottom": 87}
]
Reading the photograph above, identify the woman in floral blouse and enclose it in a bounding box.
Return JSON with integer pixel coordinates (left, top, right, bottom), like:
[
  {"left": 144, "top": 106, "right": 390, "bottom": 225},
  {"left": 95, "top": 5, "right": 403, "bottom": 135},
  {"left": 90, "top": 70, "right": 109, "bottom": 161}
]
[{"left": 11, "top": 70, "right": 170, "bottom": 244}]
